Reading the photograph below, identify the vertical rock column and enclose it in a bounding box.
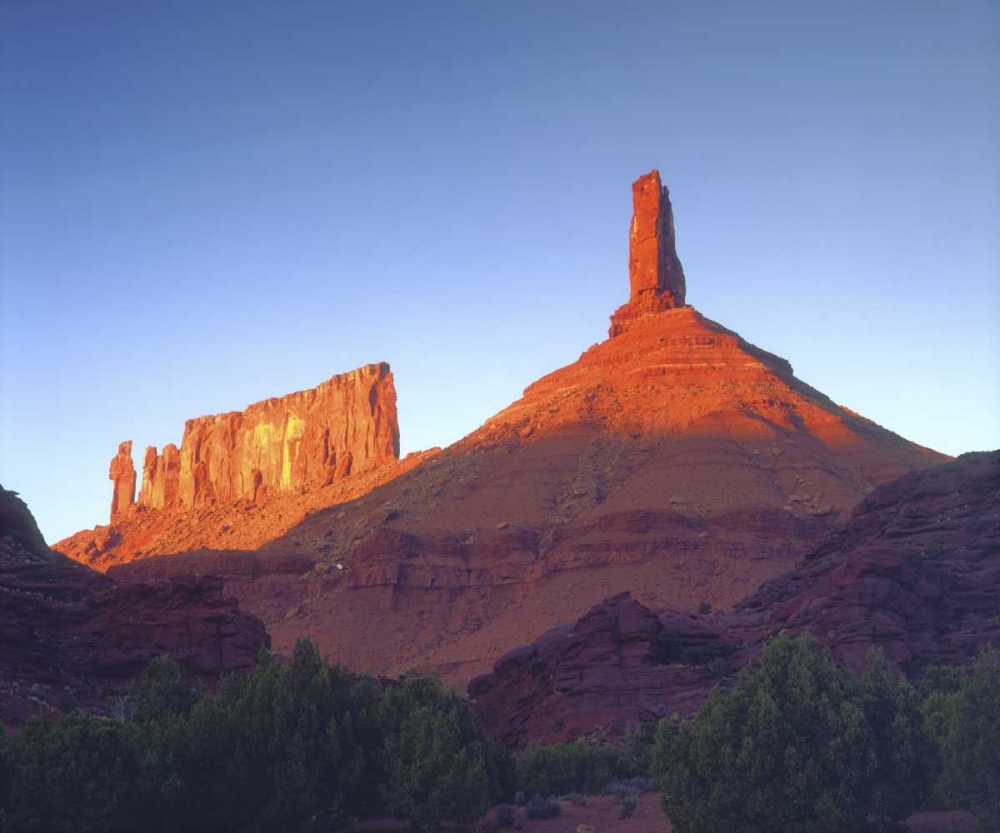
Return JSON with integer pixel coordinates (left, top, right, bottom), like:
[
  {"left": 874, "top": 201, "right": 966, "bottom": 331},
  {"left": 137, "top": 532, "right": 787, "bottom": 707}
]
[
  {"left": 109, "top": 441, "right": 136, "bottom": 521},
  {"left": 628, "top": 169, "right": 686, "bottom": 306},
  {"left": 610, "top": 169, "right": 688, "bottom": 337}
]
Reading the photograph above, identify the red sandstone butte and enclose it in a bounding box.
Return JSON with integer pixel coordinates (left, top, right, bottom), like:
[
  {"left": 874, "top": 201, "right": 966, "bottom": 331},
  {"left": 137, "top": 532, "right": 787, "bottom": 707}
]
[
  {"left": 124, "top": 362, "right": 398, "bottom": 519},
  {"left": 109, "top": 440, "right": 136, "bottom": 520}
]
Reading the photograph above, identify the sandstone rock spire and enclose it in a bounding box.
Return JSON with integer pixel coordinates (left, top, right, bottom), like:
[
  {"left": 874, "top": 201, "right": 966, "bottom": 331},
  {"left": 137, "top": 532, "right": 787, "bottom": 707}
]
[
  {"left": 628, "top": 169, "right": 685, "bottom": 306},
  {"left": 610, "top": 169, "right": 688, "bottom": 337},
  {"left": 108, "top": 441, "right": 136, "bottom": 521}
]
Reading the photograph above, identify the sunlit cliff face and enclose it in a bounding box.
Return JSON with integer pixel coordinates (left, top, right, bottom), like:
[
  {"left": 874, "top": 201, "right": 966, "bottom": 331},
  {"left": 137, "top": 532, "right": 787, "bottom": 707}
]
[{"left": 109, "top": 362, "right": 400, "bottom": 520}]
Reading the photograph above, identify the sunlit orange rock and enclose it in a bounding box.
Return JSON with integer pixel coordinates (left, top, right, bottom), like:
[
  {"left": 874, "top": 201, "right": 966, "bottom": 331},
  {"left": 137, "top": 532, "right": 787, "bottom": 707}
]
[
  {"left": 132, "top": 362, "right": 399, "bottom": 512},
  {"left": 108, "top": 441, "right": 136, "bottom": 520},
  {"left": 138, "top": 443, "right": 180, "bottom": 509},
  {"left": 610, "top": 169, "right": 686, "bottom": 337}
]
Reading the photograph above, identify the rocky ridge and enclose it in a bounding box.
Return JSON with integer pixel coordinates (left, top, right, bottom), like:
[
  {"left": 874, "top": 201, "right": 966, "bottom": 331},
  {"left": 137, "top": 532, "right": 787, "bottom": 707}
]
[{"left": 468, "top": 452, "right": 1000, "bottom": 747}]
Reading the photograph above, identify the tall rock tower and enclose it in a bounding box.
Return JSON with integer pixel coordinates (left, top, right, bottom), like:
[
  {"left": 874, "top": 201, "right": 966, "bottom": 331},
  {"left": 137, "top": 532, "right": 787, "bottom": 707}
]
[
  {"left": 611, "top": 169, "right": 687, "bottom": 336},
  {"left": 628, "top": 169, "right": 686, "bottom": 305},
  {"left": 109, "top": 441, "right": 136, "bottom": 520}
]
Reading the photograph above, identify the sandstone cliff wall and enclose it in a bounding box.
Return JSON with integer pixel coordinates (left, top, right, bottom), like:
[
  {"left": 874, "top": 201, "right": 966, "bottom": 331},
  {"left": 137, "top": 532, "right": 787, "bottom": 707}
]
[{"left": 113, "top": 363, "right": 399, "bottom": 520}]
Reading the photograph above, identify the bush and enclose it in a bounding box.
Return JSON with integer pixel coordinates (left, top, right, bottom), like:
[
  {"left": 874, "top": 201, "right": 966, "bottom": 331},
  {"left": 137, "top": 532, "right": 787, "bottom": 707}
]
[
  {"left": 619, "top": 794, "right": 639, "bottom": 818},
  {"left": 697, "top": 600, "right": 712, "bottom": 614},
  {"left": 652, "top": 632, "right": 930, "bottom": 833},
  {"left": 525, "top": 795, "right": 561, "bottom": 819},
  {"left": 494, "top": 803, "right": 517, "bottom": 827},
  {"left": 922, "top": 647, "right": 1000, "bottom": 831},
  {"left": 516, "top": 739, "right": 633, "bottom": 796}
]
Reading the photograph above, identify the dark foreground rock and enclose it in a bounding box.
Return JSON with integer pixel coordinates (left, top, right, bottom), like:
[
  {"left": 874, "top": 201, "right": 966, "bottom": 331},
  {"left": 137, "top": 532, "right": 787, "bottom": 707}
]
[{"left": 0, "top": 485, "right": 268, "bottom": 727}]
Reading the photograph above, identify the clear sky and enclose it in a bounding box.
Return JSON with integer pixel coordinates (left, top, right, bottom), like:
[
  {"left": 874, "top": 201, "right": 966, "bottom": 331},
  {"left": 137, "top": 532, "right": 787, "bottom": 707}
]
[{"left": 1, "top": 1, "right": 997, "bottom": 544}]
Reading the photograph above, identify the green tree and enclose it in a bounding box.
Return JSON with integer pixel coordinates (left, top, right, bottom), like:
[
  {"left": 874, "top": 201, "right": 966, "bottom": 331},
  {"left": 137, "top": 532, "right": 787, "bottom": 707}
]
[
  {"left": 922, "top": 647, "right": 1000, "bottom": 832},
  {"left": 380, "top": 673, "right": 509, "bottom": 827},
  {"left": 1, "top": 712, "right": 147, "bottom": 833},
  {"left": 130, "top": 653, "right": 200, "bottom": 722},
  {"left": 860, "top": 648, "right": 933, "bottom": 826},
  {"left": 652, "top": 633, "right": 880, "bottom": 833},
  {"left": 166, "top": 640, "right": 378, "bottom": 832},
  {"left": 516, "top": 739, "right": 632, "bottom": 796}
]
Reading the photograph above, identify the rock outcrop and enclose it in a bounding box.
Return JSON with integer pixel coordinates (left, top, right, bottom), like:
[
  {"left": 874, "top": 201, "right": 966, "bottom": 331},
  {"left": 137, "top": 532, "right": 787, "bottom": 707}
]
[
  {"left": 0, "top": 485, "right": 269, "bottom": 727},
  {"left": 139, "top": 443, "right": 180, "bottom": 509},
  {"left": 611, "top": 169, "right": 687, "bottom": 337},
  {"left": 628, "top": 169, "right": 685, "bottom": 304},
  {"left": 107, "top": 363, "right": 399, "bottom": 522},
  {"left": 468, "top": 592, "right": 736, "bottom": 747},
  {"left": 468, "top": 452, "right": 999, "bottom": 747},
  {"left": 109, "top": 441, "right": 136, "bottom": 519}
]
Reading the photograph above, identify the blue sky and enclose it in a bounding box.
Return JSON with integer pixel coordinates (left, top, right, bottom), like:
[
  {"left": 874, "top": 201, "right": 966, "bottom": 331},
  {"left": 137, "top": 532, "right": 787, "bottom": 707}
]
[{"left": 1, "top": 1, "right": 997, "bottom": 544}]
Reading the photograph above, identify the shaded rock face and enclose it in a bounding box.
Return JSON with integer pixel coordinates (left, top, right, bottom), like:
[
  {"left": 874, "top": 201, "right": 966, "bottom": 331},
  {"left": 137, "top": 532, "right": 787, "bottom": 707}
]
[
  {"left": 468, "top": 593, "right": 736, "bottom": 747},
  {"left": 468, "top": 453, "right": 999, "bottom": 747},
  {"left": 0, "top": 485, "right": 268, "bottom": 727},
  {"left": 109, "top": 441, "right": 136, "bottom": 520},
  {"left": 111, "top": 362, "right": 399, "bottom": 521},
  {"left": 742, "top": 450, "right": 1000, "bottom": 676}
]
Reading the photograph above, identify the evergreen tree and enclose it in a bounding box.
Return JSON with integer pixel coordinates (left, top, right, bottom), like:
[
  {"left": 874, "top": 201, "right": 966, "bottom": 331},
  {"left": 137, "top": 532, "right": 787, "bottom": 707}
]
[
  {"left": 653, "top": 633, "right": 875, "bottom": 833},
  {"left": 860, "top": 648, "right": 933, "bottom": 826},
  {"left": 922, "top": 647, "right": 1000, "bottom": 832}
]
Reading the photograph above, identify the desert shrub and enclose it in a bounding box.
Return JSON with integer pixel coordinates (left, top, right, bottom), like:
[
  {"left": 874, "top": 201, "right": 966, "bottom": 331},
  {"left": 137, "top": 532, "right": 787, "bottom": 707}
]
[
  {"left": 652, "top": 632, "right": 930, "bottom": 833},
  {"left": 619, "top": 794, "right": 639, "bottom": 818},
  {"left": 621, "top": 720, "right": 657, "bottom": 773},
  {"left": 697, "top": 600, "right": 712, "bottom": 614},
  {"left": 516, "top": 739, "right": 633, "bottom": 796},
  {"left": 559, "top": 792, "right": 585, "bottom": 806},
  {"left": 525, "top": 795, "right": 561, "bottom": 819},
  {"left": 922, "top": 647, "right": 1000, "bottom": 831},
  {"left": 514, "top": 790, "right": 527, "bottom": 806},
  {"left": 601, "top": 775, "right": 649, "bottom": 799},
  {"left": 494, "top": 803, "right": 517, "bottom": 827},
  {"left": 923, "top": 540, "right": 946, "bottom": 558}
]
